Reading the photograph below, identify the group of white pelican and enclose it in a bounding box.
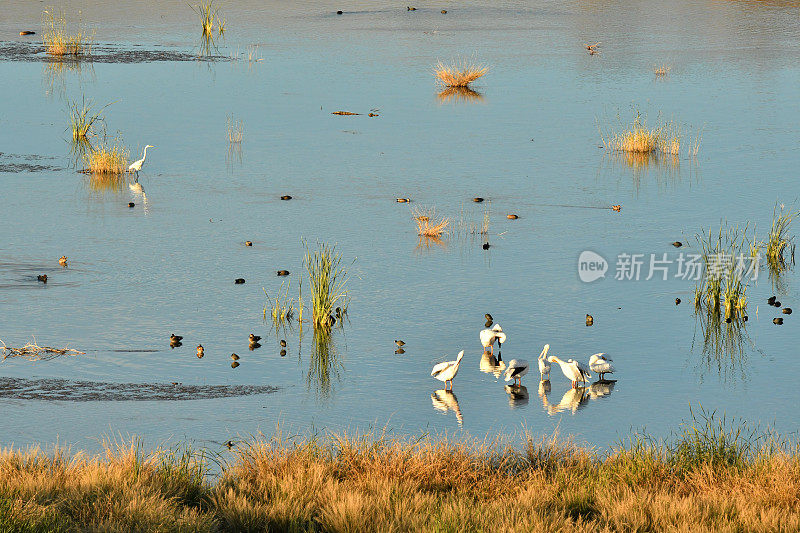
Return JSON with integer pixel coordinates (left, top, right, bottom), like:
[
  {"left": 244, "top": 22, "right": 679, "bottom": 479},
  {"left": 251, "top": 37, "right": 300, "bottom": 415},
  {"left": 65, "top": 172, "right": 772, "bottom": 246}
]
[{"left": 431, "top": 323, "right": 616, "bottom": 390}]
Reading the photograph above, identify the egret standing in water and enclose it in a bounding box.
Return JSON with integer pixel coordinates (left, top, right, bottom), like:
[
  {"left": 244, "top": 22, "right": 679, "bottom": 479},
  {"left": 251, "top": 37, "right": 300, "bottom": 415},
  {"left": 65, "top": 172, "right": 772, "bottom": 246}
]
[
  {"left": 430, "top": 350, "right": 465, "bottom": 390},
  {"left": 128, "top": 145, "right": 154, "bottom": 178}
]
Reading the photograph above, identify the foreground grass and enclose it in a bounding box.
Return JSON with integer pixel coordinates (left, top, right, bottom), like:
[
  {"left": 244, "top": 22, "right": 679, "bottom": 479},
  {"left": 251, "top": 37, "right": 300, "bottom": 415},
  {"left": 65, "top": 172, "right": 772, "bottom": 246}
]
[{"left": 2, "top": 414, "right": 800, "bottom": 531}]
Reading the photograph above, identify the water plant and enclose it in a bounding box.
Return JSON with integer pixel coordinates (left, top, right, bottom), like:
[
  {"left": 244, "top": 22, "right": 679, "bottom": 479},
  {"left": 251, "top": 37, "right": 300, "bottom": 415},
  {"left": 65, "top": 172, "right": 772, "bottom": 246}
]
[
  {"left": 263, "top": 281, "right": 296, "bottom": 326},
  {"left": 653, "top": 64, "right": 671, "bottom": 76},
  {"left": 600, "top": 109, "right": 700, "bottom": 157},
  {"left": 304, "top": 242, "right": 351, "bottom": 329},
  {"left": 412, "top": 206, "right": 450, "bottom": 238},
  {"left": 764, "top": 204, "right": 797, "bottom": 274},
  {"left": 67, "top": 98, "right": 112, "bottom": 141},
  {"left": 434, "top": 59, "right": 488, "bottom": 88},
  {"left": 190, "top": 0, "right": 222, "bottom": 36},
  {"left": 42, "top": 8, "right": 92, "bottom": 57},
  {"left": 226, "top": 115, "right": 243, "bottom": 143},
  {"left": 83, "top": 135, "right": 129, "bottom": 175}
]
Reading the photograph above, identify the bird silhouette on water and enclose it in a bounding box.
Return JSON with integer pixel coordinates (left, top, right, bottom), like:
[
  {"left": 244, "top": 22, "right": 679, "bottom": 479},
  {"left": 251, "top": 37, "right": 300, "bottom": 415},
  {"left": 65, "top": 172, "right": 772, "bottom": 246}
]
[
  {"left": 196, "top": 345, "right": 204, "bottom": 358},
  {"left": 249, "top": 334, "right": 261, "bottom": 343}
]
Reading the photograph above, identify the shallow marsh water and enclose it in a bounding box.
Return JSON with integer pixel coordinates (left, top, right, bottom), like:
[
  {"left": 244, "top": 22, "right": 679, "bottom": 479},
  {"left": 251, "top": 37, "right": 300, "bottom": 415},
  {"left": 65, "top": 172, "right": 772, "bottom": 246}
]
[{"left": 1, "top": 0, "right": 799, "bottom": 453}]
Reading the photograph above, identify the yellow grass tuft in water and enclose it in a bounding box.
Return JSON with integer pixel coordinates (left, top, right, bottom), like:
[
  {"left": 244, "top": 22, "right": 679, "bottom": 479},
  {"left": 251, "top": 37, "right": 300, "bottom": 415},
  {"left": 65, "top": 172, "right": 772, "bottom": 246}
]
[
  {"left": 434, "top": 59, "right": 488, "bottom": 88},
  {"left": 83, "top": 138, "right": 129, "bottom": 175},
  {"left": 601, "top": 110, "right": 700, "bottom": 157},
  {"left": 436, "top": 86, "right": 485, "bottom": 104},
  {"left": 412, "top": 206, "right": 450, "bottom": 237},
  {"left": 654, "top": 64, "right": 671, "bottom": 76},
  {"left": 42, "top": 9, "right": 92, "bottom": 57}
]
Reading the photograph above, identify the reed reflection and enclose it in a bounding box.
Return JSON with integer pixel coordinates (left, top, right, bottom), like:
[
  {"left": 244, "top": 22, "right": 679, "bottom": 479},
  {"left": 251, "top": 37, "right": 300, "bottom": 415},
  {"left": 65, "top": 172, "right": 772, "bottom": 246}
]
[{"left": 436, "top": 86, "right": 485, "bottom": 104}]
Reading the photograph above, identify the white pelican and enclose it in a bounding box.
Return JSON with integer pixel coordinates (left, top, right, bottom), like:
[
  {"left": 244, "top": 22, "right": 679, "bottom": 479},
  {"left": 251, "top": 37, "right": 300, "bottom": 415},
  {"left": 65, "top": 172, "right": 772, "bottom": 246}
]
[
  {"left": 503, "top": 359, "right": 529, "bottom": 386},
  {"left": 537, "top": 344, "right": 551, "bottom": 380},
  {"left": 588, "top": 353, "right": 615, "bottom": 380},
  {"left": 430, "top": 350, "right": 465, "bottom": 390},
  {"left": 479, "top": 324, "right": 506, "bottom": 355},
  {"left": 128, "top": 145, "right": 154, "bottom": 177},
  {"left": 549, "top": 355, "right": 591, "bottom": 387},
  {"left": 431, "top": 389, "right": 463, "bottom": 426}
]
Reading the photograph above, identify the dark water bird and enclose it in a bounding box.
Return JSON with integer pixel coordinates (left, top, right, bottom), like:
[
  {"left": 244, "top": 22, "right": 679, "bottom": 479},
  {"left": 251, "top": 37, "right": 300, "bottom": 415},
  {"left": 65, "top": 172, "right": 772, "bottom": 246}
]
[
  {"left": 19, "top": 31, "right": 35, "bottom": 35},
  {"left": 249, "top": 342, "right": 261, "bottom": 351},
  {"left": 744, "top": 315, "right": 749, "bottom": 321},
  {"left": 726, "top": 317, "right": 732, "bottom": 323},
  {"left": 396, "top": 198, "right": 411, "bottom": 203},
  {"left": 473, "top": 197, "right": 484, "bottom": 203},
  {"left": 37, "top": 274, "right": 47, "bottom": 283},
  {"left": 485, "top": 313, "right": 493, "bottom": 322},
  {"left": 672, "top": 241, "right": 682, "bottom": 247},
  {"left": 485, "top": 320, "right": 493, "bottom": 328},
  {"left": 170, "top": 334, "right": 183, "bottom": 347},
  {"left": 774, "top": 317, "right": 784, "bottom": 325},
  {"left": 395, "top": 348, "right": 405, "bottom": 354},
  {"left": 774, "top": 301, "right": 782, "bottom": 307},
  {"left": 128, "top": 202, "right": 135, "bottom": 208},
  {"left": 675, "top": 298, "right": 681, "bottom": 305},
  {"left": 245, "top": 241, "right": 253, "bottom": 246},
  {"left": 768, "top": 296, "right": 777, "bottom": 305},
  {"left": 441, "top": 9, "right": 447, "bottom": 13},
  {"left": 280, "top": 195, "right": 292, "bottom": 200},
  {"left": 280, "top": 339, "right": 287, "bottom": 347},
  {"left": 231, "top": 361, "right": 240, "bottom": 368},
  {"left": 225, "top": 440, "right": 235, "bottom": 448},
  {"left": 507, "top": 214, "right": 519, "bottom": 220},
  {"left": 586, "top": 314, "right": 594, "bottom": 326},
  {"left": 280, "top": 349, "right": 287, "bottom": 356},
  {"left": 277, "top": 270, "right": 290, "bottom": 276},
  {"left": 395, "top": 340, "right": 405, "bottom": 348},
  {"left": 611, "top": 205, "right": 621, "bottom": 211},
  {"left": 235, "top": 278, "right": 245, "bottom": 284},
  {"left": 336, "top": 10, "right": 343, "bottom": 14},
  {"left": 407, "top": 6, "right": 416, "bottom": 10},
  {"left": 335, "top": 307, "right": 342, "bottom": 318},
  {"left": 783, "top": 308, "right": 792, "bottom": 314},
  {"left": 250, "top": 334, "right": 261, "bottom": 343},
  {"left": 59, "top": 256, "right": 68, "bottom": 267},
  {"left": 196, "top": 344, "right": 204, "bottom": 358},
  {"left": 231, "top": 353, "right": 240, "bottom": 360},
  {"left": 482, "top": 242, "right": 490, "bottom": 250}
]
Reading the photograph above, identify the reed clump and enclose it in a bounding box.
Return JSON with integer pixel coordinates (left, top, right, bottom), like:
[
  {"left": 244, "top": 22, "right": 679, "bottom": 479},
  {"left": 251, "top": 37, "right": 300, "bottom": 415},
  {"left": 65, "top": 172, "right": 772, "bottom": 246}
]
[
  {"left": 434, "top": 59, "right": 488, "bottom": 88},
  {"left": 412, "top": 206, "right": 450, "bottom": 237},
  {"left": 226, "top": 115, "right": 243, "bottom": 143},
  {"left": 2, "top": 411, "right": 800, "bottom": 532},
  {"left": 42, "top": 9, "right": 92, "bottom": 57},
  {"left": 304, "top": 242, "right": 351, "bottom": 329},
  {"left": 83, "top": 136, "right": 129, "bottom": 175},
  {"left": 600, "top": 110, "right": 701, "bottom": 157},
  {"left": 654, "top": 64, "right": 671, "bottom": 76},
  {"left": 694, "top": 223, "right": 754, "bottom": 320},
  {"left": 263, "top": 281, "right": 296, "bottom": 326},
  {"left": 764, "top": 205, "right": 797, "bottom": 273},
  {"left": 67, "top": 98, "right": 112, "bottom": 141},
  {"left": 191, "top": 0, "right": 223, "bottom": 36}
]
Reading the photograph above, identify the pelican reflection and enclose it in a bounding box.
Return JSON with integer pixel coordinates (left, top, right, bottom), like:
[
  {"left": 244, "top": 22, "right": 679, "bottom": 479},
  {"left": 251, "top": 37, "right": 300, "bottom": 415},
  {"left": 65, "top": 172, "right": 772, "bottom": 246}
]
[
  {"left": 587, "top": 379, "right": 616, "bottom": 400},
  {"left": 479, "top": 352, "right": 505, "bottom": 378},
  {"left": 431, "top": 389, "right": 463, "bottom": 427},
  {"left": 540, "top": 385, "right": 589, "bottom": 415},
  {"left": 504, "top": 384, "right": 529, "bottom": 408}
]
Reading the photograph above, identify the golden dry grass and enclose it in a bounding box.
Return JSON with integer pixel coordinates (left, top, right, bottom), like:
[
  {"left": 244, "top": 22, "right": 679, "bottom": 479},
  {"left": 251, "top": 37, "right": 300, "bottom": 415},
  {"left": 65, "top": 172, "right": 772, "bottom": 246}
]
[
  {"left": 412, "top": 206, "right": 450, "bottom": 237},
  {"left": 436, "top": 86, "right": 485, "bottom": 104},
  {"left": 226, "top": 115, "right": 244, "bottom": 143},
  {"left": 654, "top": 64, "right": 672, "bottom": 76},
  {"left": 41, "top": 9, "right": 92, "bottom": 57},
  {"left": 434, "top": 59, "right": 488, "bottom": 88},
  {"left": 83, "top": 138, "right": 129, "bottom": 175},
  {"left": 601, "top": 111, "right": 700, "bottom": 157},
  {"left": 2, "top": 425, "right": 800, "bottom": 532}
]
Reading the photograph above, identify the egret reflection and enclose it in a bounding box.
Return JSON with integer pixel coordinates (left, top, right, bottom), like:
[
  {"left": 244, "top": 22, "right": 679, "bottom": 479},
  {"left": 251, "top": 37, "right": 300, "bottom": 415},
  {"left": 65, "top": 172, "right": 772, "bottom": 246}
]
[
  {"left": 504, "top": 384, "right": 528, "bottom": 408},
  {"left": 431, "top": 389, "right": 463, "bottom": 427}
]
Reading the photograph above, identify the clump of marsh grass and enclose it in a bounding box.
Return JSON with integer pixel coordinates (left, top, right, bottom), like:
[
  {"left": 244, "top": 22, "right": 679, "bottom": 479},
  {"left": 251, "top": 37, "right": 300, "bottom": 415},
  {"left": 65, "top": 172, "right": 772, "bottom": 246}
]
[
  {"left": 190, "top": 0, "right": 222, "bottom": 36},
  {"left": 304, "top": 242, "right": 351, "bottom": 330},
  {"left": 83, "top": 135, "right": 129, "bottom": 175},
  {"left": 226, "top": 115, "right": 243, "bottom": 143},
  {"left": 600, "top": 109, "right": 701, "bottom": 157},
  {"left": 653, "top": 64, "right": 671, "bottom": 76},
  {"left": 412, "top": 206, "right": 450, "bottom": 238},
  {"left": 67, "top": 98, "right": 112, "bottom": 141},
  {"left": 0, "top": 338, "right": 85, "bottom": 361},
  {"left": 764, "top": 204, "right": 797, "bottom": 274},
  {"left": 263, "top": 282, "right": 296, "bottom": 326},
  {"left": 42, "top": 9, "right": 93, "bottom": 57},
  {"left": 434, "top": 59, "right": 488, "bottom": 88}
]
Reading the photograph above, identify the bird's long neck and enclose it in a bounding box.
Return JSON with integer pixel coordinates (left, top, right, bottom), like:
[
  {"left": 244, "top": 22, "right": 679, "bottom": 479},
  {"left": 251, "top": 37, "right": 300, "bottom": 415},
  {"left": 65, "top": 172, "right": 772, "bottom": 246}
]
[{"left": 142, "top": 146, "right": 149, "bottom": 161}]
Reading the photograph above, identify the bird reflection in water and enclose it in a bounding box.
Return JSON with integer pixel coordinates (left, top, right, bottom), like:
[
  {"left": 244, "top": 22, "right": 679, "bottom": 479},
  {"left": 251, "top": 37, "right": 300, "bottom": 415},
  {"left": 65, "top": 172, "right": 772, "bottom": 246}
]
[
  {"left": 540, "top": 384, "right": 589, "bottom": 415},
  {"left": 504, "top": 384, "right": 528, "bottom": 407},
  {"left": 587, "top": 379, "right": 616, "bottom": 400},
  {"left": 431, "top": 389, "right": 463, "bottom": 427},
  {"left": 479, "top": 351, "right": 505, "bottom": 378}
]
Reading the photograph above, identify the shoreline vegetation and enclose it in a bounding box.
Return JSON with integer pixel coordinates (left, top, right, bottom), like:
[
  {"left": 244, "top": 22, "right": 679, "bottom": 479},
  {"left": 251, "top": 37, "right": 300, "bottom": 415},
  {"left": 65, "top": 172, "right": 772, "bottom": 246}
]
[{"left": 2, "top": 412, "right": 799, "bottom": 531}]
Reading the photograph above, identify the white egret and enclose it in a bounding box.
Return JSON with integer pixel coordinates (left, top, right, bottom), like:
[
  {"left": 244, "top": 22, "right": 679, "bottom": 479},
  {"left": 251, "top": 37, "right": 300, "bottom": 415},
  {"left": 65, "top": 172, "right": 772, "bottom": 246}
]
[
  {"left": 479, "top": 324, "right": 506, "bottom": 355},
  {"left": 588, "top": 353, "right": 615, "bottom": 381},
  {"left": 430, "top": 350, "right": 465, "bottom": 390},
  {"left": 503, "top": 359, "right": 529, "bottom": 386},
  {"left": 128, "top": 145, "right": 154, "bottom": 177},
  {"left": 549, "top": 355, "right": 591, "bottom": 387},
  {"left": 537, "top": 344, "right": 551, "bottom": 380}
]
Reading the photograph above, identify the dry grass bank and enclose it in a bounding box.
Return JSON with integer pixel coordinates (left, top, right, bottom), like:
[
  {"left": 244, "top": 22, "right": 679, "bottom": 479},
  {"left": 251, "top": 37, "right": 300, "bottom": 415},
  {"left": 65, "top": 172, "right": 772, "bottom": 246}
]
[{"left": 1, "top": 419, "right": 799, "bottom": 532}]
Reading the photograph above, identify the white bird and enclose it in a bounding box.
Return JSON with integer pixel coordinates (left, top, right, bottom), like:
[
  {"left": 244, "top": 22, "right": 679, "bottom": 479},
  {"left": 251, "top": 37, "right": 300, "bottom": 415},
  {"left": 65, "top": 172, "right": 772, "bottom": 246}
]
[
  {"left": 479, "top": 323, "right": 506, "bottom": 355},
  {"left": 537, "top": 344, "right": 551, "bottom": 379},
  {"left": 430, "top": 350, "right": 465, "bottom": 390},
  {"left": 589, "top": 353, "right": 615, "bottom": 381},
  {"left": 503, "top": 359, "right": 529, "bottom": 386},
  {"left": 127, "top": 145, "right": 154, "bottom": 176},
  {"left": 549, "top": 355, "right": 591, "bottom": 387}
]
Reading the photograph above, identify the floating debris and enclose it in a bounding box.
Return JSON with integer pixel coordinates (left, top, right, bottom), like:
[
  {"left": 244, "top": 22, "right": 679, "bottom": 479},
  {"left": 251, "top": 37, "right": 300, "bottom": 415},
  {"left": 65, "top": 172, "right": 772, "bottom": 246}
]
[
  {"left": 332, "top": 111, "right": 360, "bottom": 115},
  {"left": 235, "top": 278, "right": 246, "bottom": 284},
  {"left": 1, "top": 339, "right": 85, "bottom": 361}
]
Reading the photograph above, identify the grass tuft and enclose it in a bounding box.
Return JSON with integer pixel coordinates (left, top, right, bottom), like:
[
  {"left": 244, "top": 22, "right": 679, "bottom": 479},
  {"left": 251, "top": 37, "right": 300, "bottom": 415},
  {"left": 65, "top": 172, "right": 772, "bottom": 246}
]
[
  {"left": 263, "top": 281, "right": 296, "bottom": 326},
  {"left": 600, "top": 109, "right": 701, "bottom": 157},
  {"left": 304, "top": 242, "right": 351, "bottom": 330},
  {"left": 412, "top": 206, "right": 450, "bottom": 237},
  {"left": 42, "top": 8, "right": 92, "bottom": 57},
  {"left": 764, "top": 204, "right": 797, "bottom": 274},
  {"left": 191, "top": 0, "right": 222, "bottom": 36},
  {"left": 434, "top": 59, "right": 488, "bottom": 88},
  {"left": 226, "top": 115, "right": 243, "bottom": 143},
  {"left": 67, "top": 98, "right": 112, "bottom": 141},
  {"left": 83, "top": 136, "right": 129, "bottom": 175}
]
